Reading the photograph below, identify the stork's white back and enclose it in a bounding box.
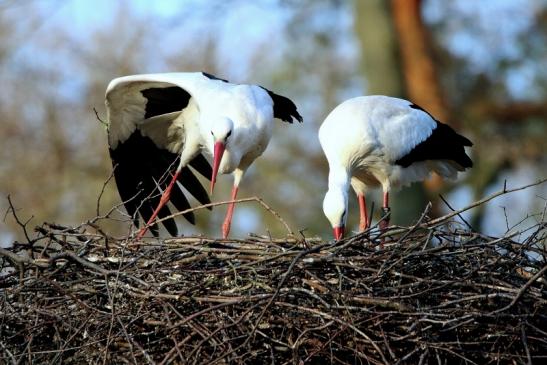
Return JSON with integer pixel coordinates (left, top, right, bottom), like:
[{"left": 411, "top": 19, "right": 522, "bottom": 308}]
[{"left": 319, "top": 96, "right": 437, "bottom": 166}]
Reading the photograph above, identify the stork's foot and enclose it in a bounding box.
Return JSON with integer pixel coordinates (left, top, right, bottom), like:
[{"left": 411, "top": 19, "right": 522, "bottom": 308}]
[
  {"left": 379, "top": 207, "right": 391, "bottom": 248},
  {"left": 359, "top": 219, "right": 370, "bottom": 233},
  {"left": 379, "top": 207, "right": 391, "bottom": 231},
  {"left": 221, "top": 221, "right": 231, "bottom": 239}
]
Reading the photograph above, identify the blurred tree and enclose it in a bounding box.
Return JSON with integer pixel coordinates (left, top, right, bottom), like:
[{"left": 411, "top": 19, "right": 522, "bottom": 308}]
[
  {"left": 354, "top": 0, "right": 430, "bottom": 225},
  {"left": 0, "top": 0, "right": 545, "bottom": 244},
  {"left": 424, "top": 0, "right": 547, "bottom": 229},
  {"left": 392, "top": 0, "right": 448, "bottom": 122}
]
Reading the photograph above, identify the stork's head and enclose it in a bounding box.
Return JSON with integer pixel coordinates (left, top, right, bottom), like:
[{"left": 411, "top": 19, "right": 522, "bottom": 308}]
[
  {"left": 322, "top": 188, "right": 348, "bottom": 240},
  {"left": 210, "top": 118, "right": 234, "bottom": 193}
]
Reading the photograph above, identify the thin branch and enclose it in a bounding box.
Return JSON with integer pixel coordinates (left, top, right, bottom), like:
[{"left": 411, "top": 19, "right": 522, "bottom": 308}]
[
  {"left": 96, "top": 168, "right": 116, "bottom": 217},
  {"left": 93, "top": 107, "right": 108, "bottom": 128},
  {"left": 136, "top": 196, "right": 294, "bottom": 238},
  {"left": 438, "top": 194, "right": 473, "bottom": 230},
  {"left": 5, "top": 195, "right": 34, "bottom": 243},
  {"left": 427, "top": 177, "right": 547, "bottom": 227},
  {"left": 490, "top": 264, "right": 547, "bottom": 314}
]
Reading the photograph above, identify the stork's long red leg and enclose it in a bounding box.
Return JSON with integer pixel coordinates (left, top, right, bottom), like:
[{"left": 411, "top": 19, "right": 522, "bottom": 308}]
[
  {"left": 137, "top": 170, "right": 180, "bottom": 239},
  {"left": 222, "top": 185, "right": 239, "bottom": 239},
  {"left": 381, "top": 191, "right": 390, "bottom": 226},
  {"left": 379, "top": 191, "right": 390, "bottom": 247},
  {"left": 358, "top": 194, "right": 369, "bottom": 231}
]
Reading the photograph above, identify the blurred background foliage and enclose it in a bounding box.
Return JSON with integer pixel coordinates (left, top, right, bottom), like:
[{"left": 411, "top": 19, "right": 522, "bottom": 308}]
[{"left": 0, "top": 0, "right": 546, "bottom": 244}]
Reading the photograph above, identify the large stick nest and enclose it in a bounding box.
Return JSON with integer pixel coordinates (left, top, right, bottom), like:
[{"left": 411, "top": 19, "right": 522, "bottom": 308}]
[{"left": 1, "top": 180, "right": 546, "bottom": 364}]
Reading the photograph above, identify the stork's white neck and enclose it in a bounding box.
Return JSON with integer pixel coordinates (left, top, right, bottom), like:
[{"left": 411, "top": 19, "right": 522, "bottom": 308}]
[
  {"left": 327, "top": 165, "right": 350, "bottom": 192},
  {"left": 323, "top": 166, "right": 350, "bottom": 229},
  {"left": 218, "top": 148, "right": 241, "bottom": 174}
]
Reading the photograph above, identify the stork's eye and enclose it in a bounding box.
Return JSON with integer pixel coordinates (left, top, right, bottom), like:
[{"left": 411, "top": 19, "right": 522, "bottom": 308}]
[
  {"left": 210, "top": 131, "right": 214, "bottom": 136},
  {"left": 226, "top": 130, "right": 232, "bottom": 138}
]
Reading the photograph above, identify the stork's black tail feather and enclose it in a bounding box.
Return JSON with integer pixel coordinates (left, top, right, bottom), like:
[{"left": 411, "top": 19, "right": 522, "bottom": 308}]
[
  {"left": 260, "top": 86, "right": 303, "bottom": 124},
  {"left": 395, "top": 122, "right": 473, "bottom": 169}
]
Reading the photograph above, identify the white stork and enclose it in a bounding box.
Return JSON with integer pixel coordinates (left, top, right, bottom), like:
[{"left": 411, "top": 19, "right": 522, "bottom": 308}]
[
  {"left": 105, "top": 72, "right": 302, "bottom": 239},
  {"left": 319, "top": 96, "right": 473, "bottom": 240}
]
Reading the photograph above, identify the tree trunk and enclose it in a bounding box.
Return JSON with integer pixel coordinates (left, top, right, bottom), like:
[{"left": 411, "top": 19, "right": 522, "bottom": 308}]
[
  {"left": 391, "top": 0, "right": 449, "bottom": 124},
  {"left": 354, "top": 0, "right": 428, "bottom": 225},
  {"left": 354, "top": 0, "right": 403, "bottom": 96}
]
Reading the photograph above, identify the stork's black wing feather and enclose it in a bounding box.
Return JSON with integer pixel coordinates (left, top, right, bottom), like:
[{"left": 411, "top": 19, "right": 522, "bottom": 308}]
[
  {"left": 260, "top": 87, "right": 303, "bottom": 124},
  {"left": 109, "top": 129, "right": 211, "bottom": 237},
  {"left": 395, "top": 104, "right": 473, "bottom": 168},
  {"left": 141, "top": 87, "right": 191, "bottom": 118},
  {"left": 107, "top": 79, "right": 217, "bottom": 237},
  {"left": 167, "top": 178, "right": 196, "bottom": 225},
  {"left": 178, "top": 167, "right": 211, "bottom": 208},
  {"left": 189, "top": 153, "right": 213, "bottom": 180},
  {"left": 201, "top": 72, "right": 229, "bottom": 83}
]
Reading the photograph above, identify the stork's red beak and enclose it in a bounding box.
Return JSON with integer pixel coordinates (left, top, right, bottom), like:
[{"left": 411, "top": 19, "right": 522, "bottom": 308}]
[
  {"left": 333, "top": 225, "right": 344, "bottom": 240},
  {"left": 211, "top": 141, "right": 225, "bottom": 194}
]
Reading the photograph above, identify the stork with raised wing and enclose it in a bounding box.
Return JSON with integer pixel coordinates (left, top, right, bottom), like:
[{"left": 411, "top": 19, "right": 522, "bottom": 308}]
[
  {"left": 106, "top": 72, "right": 302, "bottom": 239},
  {"left": 319, "top": 96, "right": 472, "bottom": 240}
]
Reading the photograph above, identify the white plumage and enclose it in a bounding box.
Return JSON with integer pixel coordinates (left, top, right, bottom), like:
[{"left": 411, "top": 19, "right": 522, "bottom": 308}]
[
  {"left": 106, "top": 72, "right": 302, "bottom": 239},
  {"left": 319, "top": 96, "right": 473, "bottom": 240}
]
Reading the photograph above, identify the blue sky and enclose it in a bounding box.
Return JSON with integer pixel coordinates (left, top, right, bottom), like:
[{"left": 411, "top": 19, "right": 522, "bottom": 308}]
[{"left": 10, "top": 0, "right": 542, "bottom": 100}]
